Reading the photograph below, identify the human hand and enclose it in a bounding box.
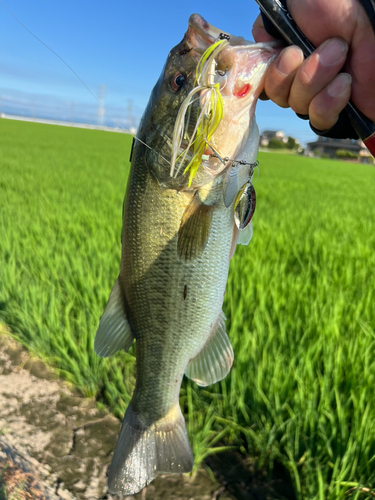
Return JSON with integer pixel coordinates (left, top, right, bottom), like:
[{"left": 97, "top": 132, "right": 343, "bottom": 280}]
[{"left": 252, "top": 0, "right": 375, "bottom": 132}]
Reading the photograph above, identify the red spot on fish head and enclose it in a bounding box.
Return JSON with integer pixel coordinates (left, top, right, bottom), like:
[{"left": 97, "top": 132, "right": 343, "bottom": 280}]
[{"left": 233, "top": 82, "right": 251, "bottom": 98}]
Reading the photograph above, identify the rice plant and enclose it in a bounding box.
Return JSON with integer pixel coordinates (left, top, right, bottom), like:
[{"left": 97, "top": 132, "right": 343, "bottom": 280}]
[{"left": 1, "top": 118, "right": 375, "bottom": 499}]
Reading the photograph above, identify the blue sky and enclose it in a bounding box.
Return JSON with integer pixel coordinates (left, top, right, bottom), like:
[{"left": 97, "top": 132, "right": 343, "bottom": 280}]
[{"left": 0, "top": 0, "right": 318, "bottom": 145}]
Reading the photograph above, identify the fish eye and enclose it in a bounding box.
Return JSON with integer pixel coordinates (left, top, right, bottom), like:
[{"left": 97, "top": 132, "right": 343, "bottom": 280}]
[{"left": 171, "top": 72, "right": 186, "bottom": 92}]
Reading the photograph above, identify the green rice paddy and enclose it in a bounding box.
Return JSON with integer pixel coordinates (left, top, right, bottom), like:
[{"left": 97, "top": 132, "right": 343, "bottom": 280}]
[{"left": 1, "top": 118, "right": 375, "bottom": 499}]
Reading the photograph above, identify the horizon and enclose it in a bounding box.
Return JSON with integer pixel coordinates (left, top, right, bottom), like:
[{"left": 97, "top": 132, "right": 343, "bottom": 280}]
[{"left": 0, "top": 0, "right": 320, "bottom": 146}]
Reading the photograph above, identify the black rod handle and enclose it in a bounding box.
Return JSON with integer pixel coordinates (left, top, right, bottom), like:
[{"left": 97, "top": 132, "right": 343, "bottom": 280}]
[{"left": 254, "top": 0, "right": 375, "bottom": 155}]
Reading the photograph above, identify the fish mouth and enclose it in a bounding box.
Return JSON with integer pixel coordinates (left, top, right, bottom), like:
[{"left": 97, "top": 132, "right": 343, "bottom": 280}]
[
  {"left": 188, "top": 14, "right": 250, "bottom": 49},
  {"left": 171, "top": 15, "right": 281, "bottom": 184},
  {"left": 187, "top": 14, "right": 216, "bottom": 48},
  {"left": 185, "top": 14, "right": 246, "bottom": 64}
]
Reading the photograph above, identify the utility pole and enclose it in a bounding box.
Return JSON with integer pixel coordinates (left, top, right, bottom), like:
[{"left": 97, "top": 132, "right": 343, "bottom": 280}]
[{"left": 98, "top": 84, "right": 106, "bottom": 128}]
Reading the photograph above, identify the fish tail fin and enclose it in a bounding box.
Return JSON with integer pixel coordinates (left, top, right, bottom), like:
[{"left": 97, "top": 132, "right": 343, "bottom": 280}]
[{"left": 108, "top": 401, "right": 194, "bottom": 495}]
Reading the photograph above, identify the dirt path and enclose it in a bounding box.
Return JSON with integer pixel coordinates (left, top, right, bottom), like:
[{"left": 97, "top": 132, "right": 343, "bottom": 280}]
[
  {"left": 0, "top": 329, "right": 293, "bottom": 500},
  {"left": 0, "top": 331, "right": 235, "bottom": 500}
]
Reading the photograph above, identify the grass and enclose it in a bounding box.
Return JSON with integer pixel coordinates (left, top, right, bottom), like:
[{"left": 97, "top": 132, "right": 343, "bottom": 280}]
[
  {"left": 0, "top": 465, "right": 7, "bottom": 500},
  {"left": 1, "top": 118, "right": 375, "bottom": 499},
  {"left": 0, "top": 461, "right": 45, "bottom": 500}
]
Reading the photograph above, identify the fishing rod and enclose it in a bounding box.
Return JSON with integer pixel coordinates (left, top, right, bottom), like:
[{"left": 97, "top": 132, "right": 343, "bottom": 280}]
[{"left": 254, "top": 0, "right": 375, "bottom": 157}]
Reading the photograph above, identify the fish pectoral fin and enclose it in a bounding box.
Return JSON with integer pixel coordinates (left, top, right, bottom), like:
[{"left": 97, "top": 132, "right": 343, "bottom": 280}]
[
  {"left": 237, "top": 221, "right": 253, "bottom": 246},
  {"left": 177, "top": 193, "right": 214, "bottom": 262},
  {"left": 185, "top": 311, "right": 234, "bottom": 387},
  {"left": 94, "top": 278, "right": 134, "bottom": 357}
]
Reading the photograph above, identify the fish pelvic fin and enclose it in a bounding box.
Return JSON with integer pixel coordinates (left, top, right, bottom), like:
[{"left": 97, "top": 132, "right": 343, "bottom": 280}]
[
  {"left": 229, "top": 219, "right": 254, "bottom": 261},
  {"left": 108, "top": 402, "right": 194, "bottom": 495},
  {"left": 94, "top": 278, "right": 134, "bottom": 357},
  {"left": 229, "top": 224, "right": 240, "bottom": 261},
  {"left": 177, "top": 193, "right": 214, "bottom": 262},
  {"left": 238, "top": 220, "right": 253, "bottom": 246},
  {"left": 185, "top": 311, "right": 234, "bottom": 386}
]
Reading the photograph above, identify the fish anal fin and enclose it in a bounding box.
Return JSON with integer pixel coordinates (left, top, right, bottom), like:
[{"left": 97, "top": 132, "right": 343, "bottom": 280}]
[
  {"left": 177, "top": 193, "right": 214, "bottom": 262},
  {"left": 94, "top": 278, "right": 134, "bottom": 357},
  {"left": 185, "top": 311, "right": 234, "bottom": 386}
]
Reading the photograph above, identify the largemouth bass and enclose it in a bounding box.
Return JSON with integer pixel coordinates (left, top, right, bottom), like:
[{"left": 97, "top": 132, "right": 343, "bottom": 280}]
[{"left": 94, "top": 14, "right": 278, "bottom": 496}]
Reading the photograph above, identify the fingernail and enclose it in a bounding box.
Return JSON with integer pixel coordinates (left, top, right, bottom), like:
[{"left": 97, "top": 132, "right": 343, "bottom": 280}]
[
  {"left": 318, "top": 38, "right": 348, "bottom": 66},
  {"left": 276, "top": 46, "right": 304, "bottom": 76},
  {"left": 327, "top": 73, "right": 352, "bottom": 97}
]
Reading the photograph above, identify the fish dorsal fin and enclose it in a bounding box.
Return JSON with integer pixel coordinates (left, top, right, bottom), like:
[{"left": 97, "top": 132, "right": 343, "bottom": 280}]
[
  {"left": 185, "top": 311, "right": 234, "bottom": 386},
  {"left": 94, "top": 278, "right": 134, "bottom": 357},
  {"left": 177, "top": 193, "right": 214, "bottom": 262}
]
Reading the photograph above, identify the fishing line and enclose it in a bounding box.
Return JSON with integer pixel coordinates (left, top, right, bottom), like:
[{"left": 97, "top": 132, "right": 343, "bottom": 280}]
[
  {"left": 1, "top": 1, "right": 260, "bottom": 179},
  {"left": 0, "top": 0, "right": 171, "bottom": 165},
  {"left": 252, "top": 163, "right": 260, "bottom": 184}
]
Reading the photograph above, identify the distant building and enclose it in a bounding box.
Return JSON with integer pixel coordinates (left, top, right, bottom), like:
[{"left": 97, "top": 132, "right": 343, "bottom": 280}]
[
  {"left": 260, "top": 130, "right": 302, "bottom": 152},
  {"left": 260, "top": 130, "right": 288, "bottom": 147},
  {"left": 305, "top": 136, "right": 373, "bottom": 163}
]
